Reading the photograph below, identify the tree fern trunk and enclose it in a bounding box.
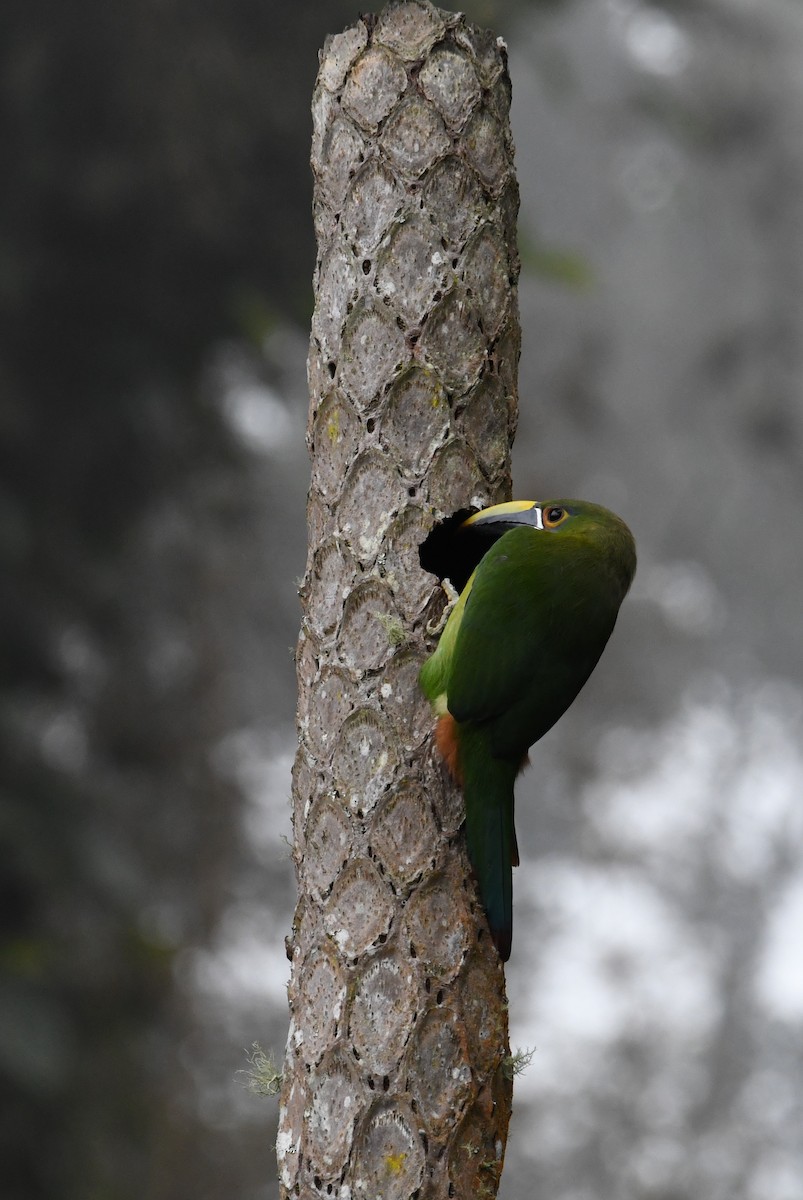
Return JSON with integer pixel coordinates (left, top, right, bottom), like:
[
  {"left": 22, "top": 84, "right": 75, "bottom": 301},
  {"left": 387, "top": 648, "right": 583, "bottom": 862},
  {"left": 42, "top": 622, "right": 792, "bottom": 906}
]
[{"left": 278, "top": 3, "right": 521, "bottom": 1196}]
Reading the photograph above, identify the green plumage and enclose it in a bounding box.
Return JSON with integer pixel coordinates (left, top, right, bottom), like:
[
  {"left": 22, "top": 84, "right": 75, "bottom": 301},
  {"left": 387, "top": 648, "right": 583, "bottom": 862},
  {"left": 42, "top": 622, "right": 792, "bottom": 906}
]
[{"left": 419, "top": 499, "right": 637, "bottom": 961}]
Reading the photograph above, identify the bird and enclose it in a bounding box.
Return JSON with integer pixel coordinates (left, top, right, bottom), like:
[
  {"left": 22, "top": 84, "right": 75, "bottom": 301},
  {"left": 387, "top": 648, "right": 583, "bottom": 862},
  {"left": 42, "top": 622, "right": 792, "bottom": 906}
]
[{"left": 419, "top": 499, "right": 637, "bottom": 961}]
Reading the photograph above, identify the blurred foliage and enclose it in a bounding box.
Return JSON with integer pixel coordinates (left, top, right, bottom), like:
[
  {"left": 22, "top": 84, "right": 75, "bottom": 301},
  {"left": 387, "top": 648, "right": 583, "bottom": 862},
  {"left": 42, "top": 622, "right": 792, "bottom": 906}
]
[{"left": 519, "top": 231, "right": 593, "bottom": 289}]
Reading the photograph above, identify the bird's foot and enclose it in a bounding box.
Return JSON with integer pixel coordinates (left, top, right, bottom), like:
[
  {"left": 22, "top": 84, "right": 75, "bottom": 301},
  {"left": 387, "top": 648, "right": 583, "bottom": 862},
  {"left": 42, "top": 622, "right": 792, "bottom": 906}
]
[{"left": 426, "top": 578, "right": 460, "bottom": 636}]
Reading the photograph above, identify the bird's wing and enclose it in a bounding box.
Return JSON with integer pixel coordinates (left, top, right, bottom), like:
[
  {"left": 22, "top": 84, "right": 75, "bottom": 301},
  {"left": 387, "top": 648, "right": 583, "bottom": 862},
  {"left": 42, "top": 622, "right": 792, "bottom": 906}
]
[{"left": 446, "top": 527, "right": 553, "bottom": 726}]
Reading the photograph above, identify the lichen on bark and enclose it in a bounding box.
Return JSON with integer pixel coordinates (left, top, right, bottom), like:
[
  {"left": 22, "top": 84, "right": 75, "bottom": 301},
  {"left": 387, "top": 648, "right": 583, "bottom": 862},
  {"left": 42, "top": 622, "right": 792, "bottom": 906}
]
[{"left": 279, "top": 3, "right": 521, "bottom": 1196}]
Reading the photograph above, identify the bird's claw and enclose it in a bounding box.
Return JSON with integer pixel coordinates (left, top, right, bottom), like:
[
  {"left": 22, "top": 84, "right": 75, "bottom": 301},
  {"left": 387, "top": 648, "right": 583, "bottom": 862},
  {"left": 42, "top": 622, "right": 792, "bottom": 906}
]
[{"left": 426, "top": 578, "right": 460, "bottom": 636}]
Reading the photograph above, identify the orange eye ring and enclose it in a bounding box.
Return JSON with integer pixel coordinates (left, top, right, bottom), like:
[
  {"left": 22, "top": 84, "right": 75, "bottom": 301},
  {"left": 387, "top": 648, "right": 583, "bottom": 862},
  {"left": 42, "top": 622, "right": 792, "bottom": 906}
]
[{"left": 543, "top": 505, "right": 568, "bottom": 528}]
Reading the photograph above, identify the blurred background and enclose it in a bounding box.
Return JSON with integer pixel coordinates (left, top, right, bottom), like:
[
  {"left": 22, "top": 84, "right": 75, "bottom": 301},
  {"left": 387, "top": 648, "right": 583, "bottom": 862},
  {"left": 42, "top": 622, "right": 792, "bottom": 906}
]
[{"left": 2, "top": 1, "right": 802, "bottom": 1198}]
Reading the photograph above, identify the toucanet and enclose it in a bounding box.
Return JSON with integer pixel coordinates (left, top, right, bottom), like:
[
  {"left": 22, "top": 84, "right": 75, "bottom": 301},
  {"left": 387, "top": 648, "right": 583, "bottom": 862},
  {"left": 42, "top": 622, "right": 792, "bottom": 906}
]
[{"left": 419, "top": 500, "right": 636, "bottom": 961}]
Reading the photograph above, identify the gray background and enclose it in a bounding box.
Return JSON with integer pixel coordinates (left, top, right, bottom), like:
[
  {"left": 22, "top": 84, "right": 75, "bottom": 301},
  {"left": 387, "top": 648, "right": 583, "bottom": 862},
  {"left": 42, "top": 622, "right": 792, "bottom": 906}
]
[{"left": 2, "top": 1, "right": 801, "bottom": 1197}]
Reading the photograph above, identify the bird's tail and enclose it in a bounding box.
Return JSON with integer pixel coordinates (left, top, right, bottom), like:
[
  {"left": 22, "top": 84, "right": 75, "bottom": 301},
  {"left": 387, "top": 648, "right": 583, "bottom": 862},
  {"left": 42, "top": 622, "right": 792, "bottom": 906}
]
[{"left": 457, "top": 726, "right": 518, "bottom": 961}]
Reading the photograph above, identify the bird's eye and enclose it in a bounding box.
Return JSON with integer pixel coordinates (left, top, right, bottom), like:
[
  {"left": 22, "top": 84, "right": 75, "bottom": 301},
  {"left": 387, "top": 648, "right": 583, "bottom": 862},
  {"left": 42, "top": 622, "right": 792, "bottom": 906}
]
[{"left": 544, "top": 506, "right": 567, "bottom": 527}]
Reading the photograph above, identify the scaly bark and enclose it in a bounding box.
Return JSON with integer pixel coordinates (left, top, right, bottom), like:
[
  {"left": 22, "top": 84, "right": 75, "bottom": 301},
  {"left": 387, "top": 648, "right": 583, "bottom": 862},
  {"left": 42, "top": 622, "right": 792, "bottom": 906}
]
[{"left": 278, "top": 3, "right": 521, "bottom": 1196}]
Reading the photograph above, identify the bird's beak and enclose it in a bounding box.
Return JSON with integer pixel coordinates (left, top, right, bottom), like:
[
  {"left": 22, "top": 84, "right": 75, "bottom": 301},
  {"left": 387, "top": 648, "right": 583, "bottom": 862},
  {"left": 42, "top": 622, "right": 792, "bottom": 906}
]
[{"left": 461, "top": 501, "right": 544, "bottom": 531}]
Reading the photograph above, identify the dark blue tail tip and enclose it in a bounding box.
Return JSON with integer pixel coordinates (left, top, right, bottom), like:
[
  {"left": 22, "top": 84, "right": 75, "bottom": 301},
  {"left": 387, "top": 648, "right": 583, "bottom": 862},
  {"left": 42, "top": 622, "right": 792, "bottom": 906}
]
[{"left": 492, "top": 926, "right": 512, "bottom": 962}]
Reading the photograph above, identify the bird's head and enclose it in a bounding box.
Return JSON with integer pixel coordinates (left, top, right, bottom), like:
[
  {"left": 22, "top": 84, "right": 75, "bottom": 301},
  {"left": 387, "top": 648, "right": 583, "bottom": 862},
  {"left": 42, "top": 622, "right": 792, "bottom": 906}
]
[{"left": 462, "top": 498, "right": 637, "bottom": 596}]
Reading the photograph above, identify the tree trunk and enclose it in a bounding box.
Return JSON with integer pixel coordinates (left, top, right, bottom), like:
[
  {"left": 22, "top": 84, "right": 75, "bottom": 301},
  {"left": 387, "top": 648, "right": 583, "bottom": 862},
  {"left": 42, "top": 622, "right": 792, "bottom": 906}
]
[{"left": 277, "top": 3, "right": 521, "bottom": 1196}]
